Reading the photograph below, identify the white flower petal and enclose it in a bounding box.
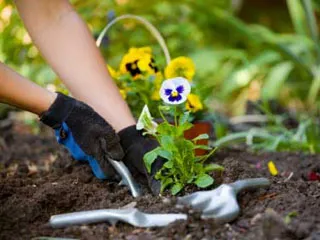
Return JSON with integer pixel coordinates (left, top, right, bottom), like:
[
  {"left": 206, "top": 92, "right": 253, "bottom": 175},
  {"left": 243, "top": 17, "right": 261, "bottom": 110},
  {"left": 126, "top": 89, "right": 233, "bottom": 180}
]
[
  {"left": 159, "top": 77, "right": 191, "bottom": 105},
  {"left": 171, "top": 77, "right": 191, "bottom": 95},
  {"left": 136, "top": 105, "right": 158, "bottom": 133}
]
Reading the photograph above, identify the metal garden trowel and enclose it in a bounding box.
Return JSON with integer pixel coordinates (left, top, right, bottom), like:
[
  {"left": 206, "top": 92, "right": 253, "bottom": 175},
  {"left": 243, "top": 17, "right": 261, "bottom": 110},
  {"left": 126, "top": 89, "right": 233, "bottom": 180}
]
[
  {"left": 177, "top": 178, "right": 270, "bottom": 223},
  {"left": 107, "top": 158, "right": 141, "bottom": 198},
  {"left": 50, "top": 208, "right": 187, "bottom": 228}
]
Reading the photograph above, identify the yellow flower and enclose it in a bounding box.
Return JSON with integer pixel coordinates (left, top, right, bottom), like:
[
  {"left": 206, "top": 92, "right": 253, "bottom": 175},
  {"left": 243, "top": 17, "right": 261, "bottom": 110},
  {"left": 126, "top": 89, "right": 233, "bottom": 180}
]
[
  {"left": 119, "top": 47, "right": 158, "bottom": 79},
  {"left": 165, "top": 56, "right": 195, "bottom": 81},
  {"left": 268, "top": 161, "right": 278, "bottom": 176},
  {"left": 186, "top": 94, "right": 203, "bottom": 113},
  {"left": 119, "top": 89, "right": 127, "bottom": 99},
  {"left": 129, "top": 47, "right": 152, "bottom": 55},
  {"left": 107, "top": 65, "right": 118, "bottom": 79},
  {"left": 151, "top": 90, "right": 160, "bottom": 100},
  {"left": 137, "top": 57, "right": 152, "bottom": 73},
  {"left": 151, "top": 72, "right": 163, "bottom": 101}
]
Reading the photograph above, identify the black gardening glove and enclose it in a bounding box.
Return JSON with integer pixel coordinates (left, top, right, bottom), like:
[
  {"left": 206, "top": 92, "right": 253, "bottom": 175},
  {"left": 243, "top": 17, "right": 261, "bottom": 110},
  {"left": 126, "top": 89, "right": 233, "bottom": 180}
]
[
  {"left": 118, "top": 125, "right": 165, "bottom": 195},
  {"left": 40, "top": 93, "right": 124, "bottom": 180}
]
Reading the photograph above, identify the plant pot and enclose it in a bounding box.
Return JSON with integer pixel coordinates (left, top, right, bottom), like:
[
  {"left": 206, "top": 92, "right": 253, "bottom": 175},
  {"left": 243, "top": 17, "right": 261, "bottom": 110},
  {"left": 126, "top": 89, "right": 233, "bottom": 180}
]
[{"left": 184, "top": 121, "right": 213, "bottom": 156}]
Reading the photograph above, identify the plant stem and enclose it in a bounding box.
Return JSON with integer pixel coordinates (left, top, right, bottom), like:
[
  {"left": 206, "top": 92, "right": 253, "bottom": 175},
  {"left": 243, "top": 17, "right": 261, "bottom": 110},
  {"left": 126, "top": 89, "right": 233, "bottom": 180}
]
[
  {"left": 199, "top": 147, "right": 218, "bottom": 163},
  {"left": 174, "top": 106, "right": 178, "bottom": 127},
  {"left": 158, "top": 106, "right": 169, "bottom": 124}
]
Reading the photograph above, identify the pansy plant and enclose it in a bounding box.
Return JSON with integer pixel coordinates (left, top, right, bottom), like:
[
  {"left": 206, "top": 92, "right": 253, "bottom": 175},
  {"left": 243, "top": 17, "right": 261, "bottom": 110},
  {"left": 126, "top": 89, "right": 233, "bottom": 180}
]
[
  {"left": 107, "top": 47, "right": 207, "bottom": 120},
  {"left": 137, "top": 77, "right": 224, "bottom": 195}
]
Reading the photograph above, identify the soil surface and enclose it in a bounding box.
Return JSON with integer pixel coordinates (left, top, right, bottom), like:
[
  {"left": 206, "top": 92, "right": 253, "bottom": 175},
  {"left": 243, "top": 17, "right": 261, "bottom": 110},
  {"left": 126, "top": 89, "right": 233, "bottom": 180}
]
[{"left": 0, "top": 120, "right": 320, "bottom": 240}]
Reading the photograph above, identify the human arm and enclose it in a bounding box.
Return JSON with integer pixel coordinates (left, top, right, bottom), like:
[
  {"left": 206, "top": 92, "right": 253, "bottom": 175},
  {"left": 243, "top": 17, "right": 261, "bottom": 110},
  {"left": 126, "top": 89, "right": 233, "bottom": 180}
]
[
  {"left": 14, "top": 0, "right": 135, "bottom": 132},
  {"left": 12, "top": 0, "right": 163, "bottom": 193},
  {"left": 0, "top": 62, "right": 57, "bottom": 115},
  {"left": 0, "top": 62, "right": 124, "bottom": 179}
]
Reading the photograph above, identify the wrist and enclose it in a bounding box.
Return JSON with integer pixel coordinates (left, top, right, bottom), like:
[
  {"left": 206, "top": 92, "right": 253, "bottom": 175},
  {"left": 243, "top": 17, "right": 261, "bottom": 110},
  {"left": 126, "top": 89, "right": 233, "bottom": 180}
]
[
  {"left": 40, "top": 92, "right": 75, "bottom": 128},
  {"left": 46, "top": 92, "right": 58, "bottom": 110}
]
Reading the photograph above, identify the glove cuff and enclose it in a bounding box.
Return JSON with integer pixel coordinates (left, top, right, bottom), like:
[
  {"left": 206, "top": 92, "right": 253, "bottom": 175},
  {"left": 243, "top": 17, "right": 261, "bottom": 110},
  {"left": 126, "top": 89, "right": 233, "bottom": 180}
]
[
  {"left": 118, "top": 125, "right": 143, "bottom": 151},
  {"left": 40, "top": 92, "right": 75, "bottom": 128}
]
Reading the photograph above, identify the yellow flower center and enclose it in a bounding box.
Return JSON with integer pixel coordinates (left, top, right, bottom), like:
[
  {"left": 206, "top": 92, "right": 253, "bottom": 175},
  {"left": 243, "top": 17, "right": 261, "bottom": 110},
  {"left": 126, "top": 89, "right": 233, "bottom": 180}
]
[
  {"left": 131, "top": 63, "right": 137, "bottom": 70},
  {"left": 171, "top": 90, "right": 178, "bottom": 97}
]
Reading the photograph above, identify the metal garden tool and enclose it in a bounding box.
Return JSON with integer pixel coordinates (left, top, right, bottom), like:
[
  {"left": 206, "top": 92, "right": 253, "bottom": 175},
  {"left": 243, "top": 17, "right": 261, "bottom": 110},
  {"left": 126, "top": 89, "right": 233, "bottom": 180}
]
[
  {"left": 177, "top": 178, "right": 270, "bottom": 224},
  {"left": 50, "top": 208, "right": 187, "bottom": 228},
  {"left": 49, "top": 178, "right": 269, "bottom": 228},
  {"left": 107, "top": 158, "right": 141, "bottom": 198}
]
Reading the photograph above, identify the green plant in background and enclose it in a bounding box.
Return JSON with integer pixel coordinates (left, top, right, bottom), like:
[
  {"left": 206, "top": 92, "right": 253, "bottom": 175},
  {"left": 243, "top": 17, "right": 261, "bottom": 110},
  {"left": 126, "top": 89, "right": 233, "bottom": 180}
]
[
  {"left": 194, "top": 0, "right": 320, "bottom": 115},
  {"left": 215, "top": 101, "right": 320, "bottom": 154},
  {"left": 138, "top": 77, "right": 223, "bottom": 195}
]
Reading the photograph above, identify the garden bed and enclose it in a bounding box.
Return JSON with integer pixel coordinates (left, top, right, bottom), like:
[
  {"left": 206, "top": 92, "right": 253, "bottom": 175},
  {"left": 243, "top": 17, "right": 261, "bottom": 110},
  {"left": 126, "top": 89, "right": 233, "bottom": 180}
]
[{"left": 0, "top": 121, "right": 319, "bottom": 240}]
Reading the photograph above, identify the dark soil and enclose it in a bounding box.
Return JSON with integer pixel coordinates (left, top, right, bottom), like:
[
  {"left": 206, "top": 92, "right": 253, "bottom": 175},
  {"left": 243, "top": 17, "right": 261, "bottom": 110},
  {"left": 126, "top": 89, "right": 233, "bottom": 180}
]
[{"left": 0, "top": 120, "right": 320, "bottom": 240}]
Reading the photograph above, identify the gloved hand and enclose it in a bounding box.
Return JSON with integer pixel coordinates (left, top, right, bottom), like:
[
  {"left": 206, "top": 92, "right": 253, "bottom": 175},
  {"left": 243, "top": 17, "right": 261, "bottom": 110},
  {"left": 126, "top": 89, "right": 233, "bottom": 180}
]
[
  {"left": 40, "top": 92, "right": 124, "bottom": 180},
  {"left": 118, "top": 125, "right": 165, "bottom": 195}
]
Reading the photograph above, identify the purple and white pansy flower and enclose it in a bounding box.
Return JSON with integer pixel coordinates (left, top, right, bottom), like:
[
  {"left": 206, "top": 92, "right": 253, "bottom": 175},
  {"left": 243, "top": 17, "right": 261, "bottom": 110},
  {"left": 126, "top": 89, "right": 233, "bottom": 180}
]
[{"left": 160, "top": 77, "right": 191, "bottom": 105}]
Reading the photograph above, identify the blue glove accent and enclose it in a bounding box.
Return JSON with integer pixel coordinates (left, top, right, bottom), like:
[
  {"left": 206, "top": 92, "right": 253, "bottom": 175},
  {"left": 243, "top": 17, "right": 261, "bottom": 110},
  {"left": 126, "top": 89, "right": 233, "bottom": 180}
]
[{"left": 54, "top": 122, "right": 107, "bottom": 179}]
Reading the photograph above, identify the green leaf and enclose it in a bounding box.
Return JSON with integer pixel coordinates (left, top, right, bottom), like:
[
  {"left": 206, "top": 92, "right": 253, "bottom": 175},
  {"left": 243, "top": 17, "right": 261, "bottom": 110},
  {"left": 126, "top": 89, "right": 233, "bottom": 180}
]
[
  {"left": 305, "top": 122, "right": 320, "bottom": 153},
  {"left": 179, "top": 111, "right": 190, "bottom": 125},
  {"left": 143, "top": 147, "right": 161, "bottom": 173},
  {"left": 171, "top": 183, "right": 184, "bottom": 195},
  {"left": 159, "top": 105, "right": 171, "bottom": 112},
  {"left": 157, "top": 122, "right": 174, "bottom": 135},
  {"left": 194, "top": 163, "right": 203, "bottom": 172},
  {"left": 177, "top": 122, "right": 193, "bottom": 136},
  {"left": 192, "top": 133, "right": 209, "bottom": 141},
  {"left": 214, "top": 122, "right": 228, "bottom": 139},
  {"left": 204, "top": 163, "right": 224, "bottom": 172},
  {"left": 164, "top": 161, "right": 173, "bottom": 168},
  {"left": 301, "top": 0, "right": 320, "bottom": 64},
  {"left": 195, "top": 174, "right": 214, "bottom": 188},
  {"left": 160, "top": 178, "right": 173, "bottom": 193},
  {"left": 287, "top": 0, "right": 308, "bottom": 36},
  {"left": 158, "top": 149, "right": 173, "bottom": 160},
  {"left": 262, "top": 62, "right": 293, "bottom": 100},
  {"left": 214, "top": 131, "right": 274, "bottom": 147},
  {"left": 193, "top": 145, "right": 211, "bottom": 150},
  {"left": 160, "top": 135, "right": 175, "bottom": 150}
]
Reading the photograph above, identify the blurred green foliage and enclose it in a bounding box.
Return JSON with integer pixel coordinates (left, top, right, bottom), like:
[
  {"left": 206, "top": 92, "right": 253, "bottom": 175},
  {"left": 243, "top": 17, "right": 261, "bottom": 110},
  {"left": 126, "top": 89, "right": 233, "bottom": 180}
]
[{"left": 1, "top": 0, "right": 320, "bottom": 115}]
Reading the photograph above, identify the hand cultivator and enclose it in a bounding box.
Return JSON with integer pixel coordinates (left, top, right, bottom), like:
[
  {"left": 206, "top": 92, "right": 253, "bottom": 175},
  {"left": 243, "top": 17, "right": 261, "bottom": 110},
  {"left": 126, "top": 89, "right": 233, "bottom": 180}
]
[{"left": 49, "top": 178, "right": 270, "bottom": 228}]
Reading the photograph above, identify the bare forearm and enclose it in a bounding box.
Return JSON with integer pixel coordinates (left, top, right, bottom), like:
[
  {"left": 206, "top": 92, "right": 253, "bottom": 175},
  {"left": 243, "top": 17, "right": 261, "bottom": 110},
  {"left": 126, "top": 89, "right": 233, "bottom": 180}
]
[
  {"left": 0, "top": 63, "right": 56, "bottom": 115},
  {"left": 14, "top": 0, "right": 135, "bottom": 131}
]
